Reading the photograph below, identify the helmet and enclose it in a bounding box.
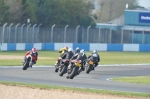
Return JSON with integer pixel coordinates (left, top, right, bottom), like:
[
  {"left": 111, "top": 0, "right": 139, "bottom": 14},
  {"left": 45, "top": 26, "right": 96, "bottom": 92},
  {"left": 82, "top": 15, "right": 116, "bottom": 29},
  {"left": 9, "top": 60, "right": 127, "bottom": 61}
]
[
  {"left": 32, "top": 48, "right": 37, "bottom": 53},
  {"left": 64, "top": 46, "right": 68, "bottom": 50},
  {"left": 80, "top": 49, "right": 85, "bottom": 54},
  {"left": 93, "top": 50, "right": 97, "bottom": 54},
  {"left": 68, "top": 48, "right": 73, "bottom": 52},
  {"left": 76, "top": 47, "right": 79, "bottom": 50}
]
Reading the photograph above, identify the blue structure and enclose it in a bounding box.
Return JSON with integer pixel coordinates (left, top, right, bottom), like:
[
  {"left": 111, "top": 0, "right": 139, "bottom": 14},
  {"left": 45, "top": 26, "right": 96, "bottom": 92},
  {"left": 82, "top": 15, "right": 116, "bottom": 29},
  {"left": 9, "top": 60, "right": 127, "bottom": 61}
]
[
  {"left": 125, "top": 10, "right": 150, "bottom": 26},
  {"left": 96, "top": 9, "right": 150, "bottom": 29},
  {"left": 96, "top": 8, "right": 150, "bottom": 44},
  {"left": 1, "top": 43, "right": 150, "bottom": 52}
]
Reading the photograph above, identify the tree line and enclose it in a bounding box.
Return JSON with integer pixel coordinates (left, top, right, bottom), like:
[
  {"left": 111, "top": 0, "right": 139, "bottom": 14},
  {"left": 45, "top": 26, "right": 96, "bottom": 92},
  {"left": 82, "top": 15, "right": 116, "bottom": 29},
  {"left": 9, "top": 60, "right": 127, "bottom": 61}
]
[{"left": 0, "top": 0, "right": 138, "bottom": 27}]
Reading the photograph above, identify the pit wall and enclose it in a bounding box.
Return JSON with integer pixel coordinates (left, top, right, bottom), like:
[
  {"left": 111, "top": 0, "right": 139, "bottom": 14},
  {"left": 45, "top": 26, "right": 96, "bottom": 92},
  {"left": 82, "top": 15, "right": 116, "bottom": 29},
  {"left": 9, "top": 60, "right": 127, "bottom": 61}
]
[{"left": 1, "top": 43, "right": 150, "bottom": 52}]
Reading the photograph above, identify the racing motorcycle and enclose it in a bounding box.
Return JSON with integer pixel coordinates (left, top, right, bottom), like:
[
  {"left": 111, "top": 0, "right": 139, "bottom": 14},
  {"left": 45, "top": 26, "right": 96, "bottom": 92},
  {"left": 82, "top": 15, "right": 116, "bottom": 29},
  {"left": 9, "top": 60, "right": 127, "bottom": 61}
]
[
  {"left": 85, "top": 58, "right": 95, "bottom": 74},
  {"left": 22, "top": 55, "right": 33, "bottom": 70},
  {"left": 67, "top": 59, "right": 82, "bottom": 79},
  {"left": 59, "top": 59, "right": 70, "bottom": 76}
]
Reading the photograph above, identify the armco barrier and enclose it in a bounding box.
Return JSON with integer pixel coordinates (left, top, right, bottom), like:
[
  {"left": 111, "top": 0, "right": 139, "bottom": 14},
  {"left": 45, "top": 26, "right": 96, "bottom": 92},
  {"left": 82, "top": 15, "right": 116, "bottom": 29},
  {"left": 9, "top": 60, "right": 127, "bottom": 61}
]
[{"left": 1, "top": 43, "right": 150, "bottom": 52}]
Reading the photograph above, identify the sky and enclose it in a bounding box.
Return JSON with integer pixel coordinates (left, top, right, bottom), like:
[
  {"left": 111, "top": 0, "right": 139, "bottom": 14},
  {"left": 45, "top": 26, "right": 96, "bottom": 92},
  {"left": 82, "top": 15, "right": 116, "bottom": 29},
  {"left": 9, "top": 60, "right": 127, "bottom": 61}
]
[
  {"left": 93, "top": 0, "right": 150, "bottom": 9},
  {"left": 138, "top": 0, "right": 150, "bottom": 8}
]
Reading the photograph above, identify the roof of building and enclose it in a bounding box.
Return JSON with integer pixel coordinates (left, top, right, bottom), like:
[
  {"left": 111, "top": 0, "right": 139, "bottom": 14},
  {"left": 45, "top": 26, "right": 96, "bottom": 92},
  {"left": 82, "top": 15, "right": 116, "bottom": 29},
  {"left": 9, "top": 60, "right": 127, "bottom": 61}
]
[{"left": 122, "top": 25, "right": 150, "bottom": 31}]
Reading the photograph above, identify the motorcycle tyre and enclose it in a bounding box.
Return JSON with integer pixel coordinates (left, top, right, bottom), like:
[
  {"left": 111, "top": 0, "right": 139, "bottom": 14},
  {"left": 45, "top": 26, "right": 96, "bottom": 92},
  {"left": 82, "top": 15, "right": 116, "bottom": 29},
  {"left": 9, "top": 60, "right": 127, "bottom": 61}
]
[
  {"left": 22, "top": 62, "right": 29, "bottom": 70},
  {"left": 86, "top": 64, "right": 93, "bottom": 74},
  {"left": 59, "top": 65, "right": 67, "bottom": 76},
  {"left": 69, "top": 66, "right": 79, "bottom": 79}
]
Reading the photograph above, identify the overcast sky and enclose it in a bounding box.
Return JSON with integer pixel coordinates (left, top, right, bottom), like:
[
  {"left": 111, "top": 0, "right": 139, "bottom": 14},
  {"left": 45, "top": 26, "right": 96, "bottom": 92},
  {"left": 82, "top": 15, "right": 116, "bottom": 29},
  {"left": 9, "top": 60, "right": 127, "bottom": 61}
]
[
  {"left": 138, "top": 0, "right": 150, "bottom": 8},
  {"left": 94, "top": 0, "right": 150, "bottom": 9}
]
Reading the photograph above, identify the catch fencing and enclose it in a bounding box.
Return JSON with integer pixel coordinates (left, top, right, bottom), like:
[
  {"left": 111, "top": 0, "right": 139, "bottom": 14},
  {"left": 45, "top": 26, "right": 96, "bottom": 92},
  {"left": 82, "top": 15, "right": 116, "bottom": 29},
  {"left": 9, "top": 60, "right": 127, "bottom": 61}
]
[{"left": 0, "top": 23, "right": 150, "bottom": 44}]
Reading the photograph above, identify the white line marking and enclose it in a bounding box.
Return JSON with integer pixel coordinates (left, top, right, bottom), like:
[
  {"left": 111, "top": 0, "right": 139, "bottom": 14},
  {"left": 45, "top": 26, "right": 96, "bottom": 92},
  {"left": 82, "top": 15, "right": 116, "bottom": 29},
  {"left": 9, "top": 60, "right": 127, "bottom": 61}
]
[
  {"left": 99, "top": 63, "right": 150, "bottom": 66},
  {"left": 0, "top": 63, "right": 150, "bottom": 68},
  {"left": 106, "top": 78, "right": 112, "bottom": 81}
]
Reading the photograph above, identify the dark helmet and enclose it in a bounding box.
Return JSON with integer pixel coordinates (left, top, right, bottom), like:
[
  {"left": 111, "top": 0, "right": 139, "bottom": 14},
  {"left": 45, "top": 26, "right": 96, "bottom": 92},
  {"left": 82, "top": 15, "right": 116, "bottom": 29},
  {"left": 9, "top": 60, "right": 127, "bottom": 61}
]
[{"left": 75, "top": 47, "right": 80, "bottom": 54}]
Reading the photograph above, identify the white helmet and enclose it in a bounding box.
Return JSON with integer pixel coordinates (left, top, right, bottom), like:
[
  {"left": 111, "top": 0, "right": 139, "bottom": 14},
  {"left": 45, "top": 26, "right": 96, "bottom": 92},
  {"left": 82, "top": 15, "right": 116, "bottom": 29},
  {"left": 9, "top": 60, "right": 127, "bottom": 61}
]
[
  {"left": 76, "top": 47, "right": 79, "bottom": 50},
  {"left": 93, "top": 50, "right": 97, "bottom": 53},
  {"left": 68, "top": 48, "right": 73, "bottom": 52},
  {"left": 80, "top": 49, "right": 85, "bottom": 54}
]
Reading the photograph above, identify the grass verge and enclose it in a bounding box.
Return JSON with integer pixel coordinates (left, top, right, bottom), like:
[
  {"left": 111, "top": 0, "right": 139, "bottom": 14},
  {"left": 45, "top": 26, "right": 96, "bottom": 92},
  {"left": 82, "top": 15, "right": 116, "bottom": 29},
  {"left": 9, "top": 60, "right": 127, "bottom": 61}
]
[
  {"left": 113, "top": 76, "right": 150, "bottom": 84},
  {"left": 0, "top": 81, "right": 150, "bottom": 98},
  {"left": 0, "top": 51, "right": 150, "bottom": 66}
]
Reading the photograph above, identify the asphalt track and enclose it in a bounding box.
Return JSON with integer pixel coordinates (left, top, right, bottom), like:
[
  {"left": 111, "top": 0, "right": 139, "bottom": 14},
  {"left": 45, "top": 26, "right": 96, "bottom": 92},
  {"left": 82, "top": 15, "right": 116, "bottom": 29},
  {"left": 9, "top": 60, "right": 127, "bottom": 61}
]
[{"left": 0, "top": 65, "right": 150, "bottom": 93}]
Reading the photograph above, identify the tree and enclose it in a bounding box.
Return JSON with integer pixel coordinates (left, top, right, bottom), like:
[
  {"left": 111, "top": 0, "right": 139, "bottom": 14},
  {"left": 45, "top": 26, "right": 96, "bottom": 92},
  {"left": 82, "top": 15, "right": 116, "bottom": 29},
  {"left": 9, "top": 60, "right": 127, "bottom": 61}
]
[
  {"left": 1, "top": 0, "right": 96, "bottom": 27},
  {"left": 36, "top": 0, "right": 96, "bottom": 27},
  {"left": 21, "top": 0, "right": 37, "bottom": 24},
  {"left": 0, "top": 0, "right": 10, "bottom": 23},
  {"left": 4, "top": 0, "right": 22, "bottom": 23}
]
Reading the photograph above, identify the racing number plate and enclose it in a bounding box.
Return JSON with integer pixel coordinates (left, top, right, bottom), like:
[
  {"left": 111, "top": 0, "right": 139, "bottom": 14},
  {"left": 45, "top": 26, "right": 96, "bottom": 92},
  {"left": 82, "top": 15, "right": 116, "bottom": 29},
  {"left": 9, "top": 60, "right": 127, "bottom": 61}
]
[{"left": 89, "top": 61, "right": 94, "bottom": 65}]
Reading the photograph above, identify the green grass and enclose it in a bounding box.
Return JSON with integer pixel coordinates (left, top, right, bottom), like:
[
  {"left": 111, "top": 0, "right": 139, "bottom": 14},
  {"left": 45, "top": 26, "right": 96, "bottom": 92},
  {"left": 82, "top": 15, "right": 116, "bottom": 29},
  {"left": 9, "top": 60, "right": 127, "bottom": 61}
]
[
  {"left": 0, "top": 51, "right": 150, "bottom": 66},
  {"left": 113, "top": 76, "right": 150, "bottom": 84},
  {"left": 0, "top": 81, "right": 150, "bottom": 98}
]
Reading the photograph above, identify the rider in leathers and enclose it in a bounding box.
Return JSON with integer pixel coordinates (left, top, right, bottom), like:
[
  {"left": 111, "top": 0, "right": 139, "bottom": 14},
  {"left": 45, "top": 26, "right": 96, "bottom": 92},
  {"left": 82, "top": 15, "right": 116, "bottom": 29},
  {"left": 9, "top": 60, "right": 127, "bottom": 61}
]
[
  {"left": 59, "top": 48, "right": 74, "bottom": 65},
  {"left": 87, "top": 50, "right": 100, "bottom": 70},
  {"left": 66, "top": 49, "right": 87, "bottom": 78},
  {"left": 55, "top": 47, "right": 68, "bottom": 66},
  {"left": 71, "top": 49, "right": 87, "bottom": 71},
  {"left": 74, "top": 47, "right": 80, "bottom": 54},
  {"left": 23, "top": 48, "right": 38, "bottom": 68}
]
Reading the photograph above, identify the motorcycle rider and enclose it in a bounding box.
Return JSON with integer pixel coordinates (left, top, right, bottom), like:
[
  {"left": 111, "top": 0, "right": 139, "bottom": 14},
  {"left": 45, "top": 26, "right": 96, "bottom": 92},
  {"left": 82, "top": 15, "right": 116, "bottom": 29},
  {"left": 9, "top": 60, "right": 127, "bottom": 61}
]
[
  {"left": 74, "top": 47, "right": 80, "bottom": 54},
  {"left": 71, "top": 49, "right": 87, "bottom": 71},
  {"left": 22, "top": 47, "right": 38, "bottom": 68},
  {"left": 78, "top": 49, "right": 87, "bottom": 71},
  {"left": 66, "top": 49, "right": 87, "bottom": 78},
  {"left": 55, "top": 46, "right": 68, "bottom": 66},
  {"left": 58, "top": 46, "right": 68, "bottom": 57},
  {"left": 87, "top": 50, "right": 100, "bottom": 70},
  {"left": 59, "top": 48, "right": 74, "bottom": 66}
]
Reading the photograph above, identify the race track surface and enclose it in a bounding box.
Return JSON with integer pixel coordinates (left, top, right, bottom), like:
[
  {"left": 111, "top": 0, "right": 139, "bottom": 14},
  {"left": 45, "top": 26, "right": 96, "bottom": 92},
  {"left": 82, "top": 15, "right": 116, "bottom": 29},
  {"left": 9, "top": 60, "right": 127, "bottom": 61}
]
[{"left": 0, "top": 65, "right": 150, "bottom": 93}]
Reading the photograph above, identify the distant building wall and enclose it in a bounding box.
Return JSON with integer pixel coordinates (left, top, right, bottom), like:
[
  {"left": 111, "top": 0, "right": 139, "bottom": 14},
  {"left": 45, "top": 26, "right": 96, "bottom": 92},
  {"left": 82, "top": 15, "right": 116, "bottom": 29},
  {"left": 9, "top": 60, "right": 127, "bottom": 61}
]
[{"left": 125, "top": 10, "right": 150, "bottom": 26}]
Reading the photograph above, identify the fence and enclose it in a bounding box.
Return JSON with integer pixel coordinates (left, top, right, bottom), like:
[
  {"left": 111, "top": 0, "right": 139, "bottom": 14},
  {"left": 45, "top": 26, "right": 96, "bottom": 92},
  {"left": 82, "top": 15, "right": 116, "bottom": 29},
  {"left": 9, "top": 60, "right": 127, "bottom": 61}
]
[{"left": 0, "top": 23, "right": 150, "bottom": 44}]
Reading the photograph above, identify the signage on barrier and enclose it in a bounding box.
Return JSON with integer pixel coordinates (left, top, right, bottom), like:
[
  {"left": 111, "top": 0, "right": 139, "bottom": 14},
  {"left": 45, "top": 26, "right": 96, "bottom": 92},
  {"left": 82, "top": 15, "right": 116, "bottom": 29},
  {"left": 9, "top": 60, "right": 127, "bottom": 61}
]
[{"left": 139, "top": 12, "right": 150, "bottom": 23}]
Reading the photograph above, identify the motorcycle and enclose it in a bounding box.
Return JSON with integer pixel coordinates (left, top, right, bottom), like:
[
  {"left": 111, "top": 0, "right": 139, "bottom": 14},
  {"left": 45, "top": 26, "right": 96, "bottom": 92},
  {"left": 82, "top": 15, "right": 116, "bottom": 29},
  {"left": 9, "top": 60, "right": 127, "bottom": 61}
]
[
  {"left": 59, "top": 59, "right": 70, "bottom": 76},
  {"left": 22, "top": 55, "right": 32, "bottom": 70},
  {"left": 67, "top": 59, "right": 82, "bottom": 79},
  {"left": 85, "top": 58, "right": 95, "bottom": 74},
  {"left": 55, "top": 57, "right": 62, "bottom": 72}
]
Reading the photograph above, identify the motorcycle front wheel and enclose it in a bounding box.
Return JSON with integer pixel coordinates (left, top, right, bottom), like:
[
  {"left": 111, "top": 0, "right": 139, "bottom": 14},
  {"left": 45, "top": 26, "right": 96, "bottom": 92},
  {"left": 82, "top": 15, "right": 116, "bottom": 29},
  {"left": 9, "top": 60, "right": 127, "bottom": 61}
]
[
  {"left": 59, "top": 65, "right": 67, "bottom": 76},
  {"left": 22, "top": 62, "right": 29, "bottom": 70},
  {"left": 86, "top": 64, "right": 93, "bottom": 74},
  {"left": 55, "top": 65, "right": 59, "bottom": 72},
  {"left": 69, "top": 66, "right": 79, "bottom": 79}
]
